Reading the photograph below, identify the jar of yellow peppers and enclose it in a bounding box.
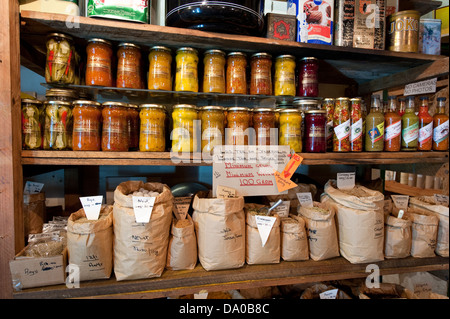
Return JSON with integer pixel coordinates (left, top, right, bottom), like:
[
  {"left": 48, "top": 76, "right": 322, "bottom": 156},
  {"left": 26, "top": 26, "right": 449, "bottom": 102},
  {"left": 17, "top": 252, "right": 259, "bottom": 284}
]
[
  {"left": 175, "top": 47, "right": 199, "bottom": 93},
  {"left": 139, "top": 104, "right": 166, "bottom": 152},
  {"left": 279, "top": 108, "right": 302, "bottom": 152},
  {"left": 172, "top": 104, "right": 198, "bottom": 152},
  {"left": 148, "top": 46, "right": 172, "bottom": 91},
  {"left": 274, "top": 55, "right": 296, "bottom": 96},
  {"left": 200, "top": 106, "right": 225, "bottom": 154}
]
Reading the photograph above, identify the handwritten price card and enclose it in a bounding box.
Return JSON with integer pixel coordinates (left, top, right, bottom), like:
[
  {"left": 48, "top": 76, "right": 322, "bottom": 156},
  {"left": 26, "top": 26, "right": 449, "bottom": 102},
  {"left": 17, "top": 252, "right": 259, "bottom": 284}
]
[
  {"left": 24, "top": 181, "right": 44, "bottom": 195},
  {"left": 132, "top": 196, "right": 156, "bottom": 223},
  {"left": 80, "top": 196, "right": 103, "bottom": 220}
]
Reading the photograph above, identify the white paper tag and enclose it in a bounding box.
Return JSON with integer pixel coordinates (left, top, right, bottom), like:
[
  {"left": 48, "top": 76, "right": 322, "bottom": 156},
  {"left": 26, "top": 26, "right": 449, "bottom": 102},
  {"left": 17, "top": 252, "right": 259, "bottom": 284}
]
[
  {"left": 216, "top": 185, "right": 237, "bottom": 199},
  {"left": 255, "top": 215, "right": 277, "bottom": 247},
  {"left": 391, "top": 195, "right": 409, "bottom": 210},
  {"left": 297, "top": 192, "right": 314, "bottom": 207},
  {"left": 173, "top": 197, "right": 192, "bottom": 220},
  {"left": 270, "top": 201, "right": 290, "bottom": 217},
  {"left": 79, "top": 196, "right": 103, "bottom": 220},
  {"left": 24, "top": 181, "right": 44, "bottom": 195},
  {"left": 337, "top": 172, "right": 356, "bottom": 190},
  {"left": 320, "top": 289, "right": 338, "bottom": 299},
  {"left": 194, "top": 291, "right": 209, "bottom": 299},
  {"left": 132, "top": 196, "right": 156, "bottom": 223},
  {"left": 434, "top": 194, "right": 449, "bottom": 206}
]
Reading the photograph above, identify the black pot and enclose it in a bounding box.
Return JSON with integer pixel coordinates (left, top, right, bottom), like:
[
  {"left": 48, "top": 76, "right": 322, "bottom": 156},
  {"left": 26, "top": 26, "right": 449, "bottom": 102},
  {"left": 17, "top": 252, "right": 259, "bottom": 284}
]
[{"left": 166, "top": 0, "right": 265, "bottom": 37}]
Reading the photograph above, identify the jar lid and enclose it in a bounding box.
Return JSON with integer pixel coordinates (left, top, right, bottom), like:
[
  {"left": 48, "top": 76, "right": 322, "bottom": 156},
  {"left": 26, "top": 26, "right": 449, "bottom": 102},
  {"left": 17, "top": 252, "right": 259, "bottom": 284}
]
[
  {"left": 151, "top": 46, "right": 172, "bottom": 52},
  {"left": 336, "top": 97, "right": 350, "bottom": 101},
  {"left": 118, "top": 42, "right": 141, "bottom": 49},
  {"left": 279, "top": 108, "right": 301, "bottom": 113},
  {"left": 22, "top": 99, "right": 42, "bottom": 105},
  {"left": 227, "top": 106, "right": 250, "bottom": 112},
  {"left": 323, "top": 98, "right": 335, "bottom": 102},
  {"left": 350, "top": 97, "right": 362, "bottom": 102},
  {"left": 251, "top": 52, "right": 272, "bottom": 59},
  {"left": 293, "top": 98, "right": 322, "bottom": 106},
  {"left": 420, "top": 96, "right": 429, "bottom": 100},
  {"left": 176, "top": 47, "right": 198, "bottom": 54},
  {"left": 253, "top": 108, "right": 275, "bottom": 112},
  {"left": 45, "top": 89, "right": 78, "bottom": 99},
  {"left": 173, "top": 104, "right": 198, "bottom": 110},
  {"left": 72, "top": 100, "right": 101, "bottom": 107},
  {"left": 140, "top": 104, "right": 166, "bottom": 110},
  {"left": 437, "top": 97, "right": 446, "bottom": 101},
  {"left": 276, "top": 54, "right": 295, "bottom": 60},
  {"left": 102, "top": 101, "right": 128, "bottom": 107},
  {"left": 44, "top": 100, "right": 72, "bottom": 106},
  {"left": 305, "top": 109, "right": 326, "bottom": 114},
  {"left": 228, "top": 52, "right": 247, "bottom": 57},
  {"left": 87, "top": 38, "right": 112, "bottom": 46},
  {"left": 47, "top": 33, "right": 73, "bottom": 41},
  {"left": 201, "top": 105, "right": 225, "bottom": 111},
  {"left": 204, "top": 49, "right": 226, "bottom": 56},
  {"left": 300, "top": 57, "right": 318, "bottom": 62},
  {"left": 127, "top": 104, "right": 139, "bottom": 108}
]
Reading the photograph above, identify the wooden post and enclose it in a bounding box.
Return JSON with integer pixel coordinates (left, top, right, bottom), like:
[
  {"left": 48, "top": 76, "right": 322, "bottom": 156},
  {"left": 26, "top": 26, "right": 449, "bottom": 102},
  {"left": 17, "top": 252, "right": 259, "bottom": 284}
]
[{"left": 0, "top": 0, "right": 23, "bottom": 298}]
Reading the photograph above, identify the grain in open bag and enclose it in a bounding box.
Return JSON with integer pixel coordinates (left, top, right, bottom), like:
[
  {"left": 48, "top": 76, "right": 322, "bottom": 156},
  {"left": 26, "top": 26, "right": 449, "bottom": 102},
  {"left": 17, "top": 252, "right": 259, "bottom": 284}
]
[
  {"left": 280, "top": 215, "right": 309, "bottom": 261},
  {"left": 166, "top": 214, "right": 197, "bottom": 270}
]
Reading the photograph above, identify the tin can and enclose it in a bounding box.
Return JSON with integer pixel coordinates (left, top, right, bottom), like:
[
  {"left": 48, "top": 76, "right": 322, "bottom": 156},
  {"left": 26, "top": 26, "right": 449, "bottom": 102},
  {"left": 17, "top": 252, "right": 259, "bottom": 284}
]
[{"left": 388, "top": 10, "right": 420, "bottom": 53}]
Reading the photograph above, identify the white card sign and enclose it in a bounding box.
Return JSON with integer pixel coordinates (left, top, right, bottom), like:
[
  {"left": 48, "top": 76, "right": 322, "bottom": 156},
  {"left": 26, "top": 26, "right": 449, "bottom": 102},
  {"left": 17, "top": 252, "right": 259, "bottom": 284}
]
[
  {"left": 270, "top": 201, "right": 290, "bottom": 217},
  {"left": 320, "top": 289, "right": 338, "bottom": 299},
  {"left": 404, "top": 78, "right": 437, "bottom": 96},
  {"left": 255, "top": 215, "right": 277, "bottom": 247},
  {"left": 79, "top": 196, "right": 103, "bottom": 220},
  {"left": 24, "top": 181, "right": 44, "bottom": 195},
  {"left": 297, "top": 192, "right": 313, "bottom": 207},
  {"left": 132, "top": 196, "right": 156, "bottom": 223},
  {"left": 337, "top": 172, "right": 356, "bottom": 190}
]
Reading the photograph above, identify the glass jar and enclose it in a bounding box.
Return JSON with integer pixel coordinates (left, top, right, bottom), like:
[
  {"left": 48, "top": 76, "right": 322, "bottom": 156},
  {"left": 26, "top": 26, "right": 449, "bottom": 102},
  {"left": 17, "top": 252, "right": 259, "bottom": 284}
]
[
  {"left": 350, "top": 98, "right": 363, "bottom": 152},
  {"left": 401, "top": 96, "right": 419, "bottom": 151},
  {"left": 85, "top": 38, "right": 113, "bottom": 87},
  {"left": 279, "top": 109, "right": 302, "bottom": 153},
  {"left": 127, "top": 104, "right": 140, "bottom": 151},
  {"left": 139, "top": 104, "right": 166, "bottom": 152},
  {"left": 45, "top": 89, "right": 79, "bottom": 102},
  {"left": 274, "top": 55, "right": 296, "bottom": 96},
  {"left": 295, "top": 98, "right": 321, "bottom": 147},
  {"left": 226, "top": 52, "right": 247, "bottom": 94},
  {"left": 45, "top": 33, "right": 77, "bottom": 84},
  {"left": 22, "top": 99, "right": 44, "bottom": 150},
  {"left": 175, "top": 47, "right": 199, "bottom": 93},
  {"left": 365, "top": 95, "right": 385, "bottom": 152},
  {"left": 433, "top": 97, "right": 449, "bottom": 151},
  {"left": 172, "top": 104, "right": 198, "bottom": 152},
  {"left": 250, "top": 53, "right": 273, "bottom": 95},
  {"left": 226, "top": 107, "right": 251, "bottom": 145},
  {"left": 323, "top": 98, "right": 335, "bottom": 152},
  {"left": 43, "top": 100, "right": 73, "bottom": 150},
  {"left": 418, "top": 96, "right": 433, "bottom": 151},
  {"left": 148, "top": 46, "right": 173, "bottom": 91},
  {"left": 253, "top": 108, "right": 276, "bottom": 146},
  {"left": 101, "top": 102, "right": 129, "bottom": 151},
  {"left": 72, "top": 100, "right": 102, "bottom": 151},
  {"left": 116, "top": 43, "right": 143, "bottom": 89},
  {"left": 200, "top": 106, "right": 225, "bottom": 154},
  {"left": 304, "top": 109, "right": 326, "bottom": 153},
  {"left": 203, "top": 49, "right": 226, "bottom": 93},
  {"left": 298, "top": 57, "right": 319, "bottom": 97},
  {"left": 384, "top": 96, "right": 402, "bottom": 152},
  {"left": 333, "top": 97, "right": 351, "bottom": 152}
]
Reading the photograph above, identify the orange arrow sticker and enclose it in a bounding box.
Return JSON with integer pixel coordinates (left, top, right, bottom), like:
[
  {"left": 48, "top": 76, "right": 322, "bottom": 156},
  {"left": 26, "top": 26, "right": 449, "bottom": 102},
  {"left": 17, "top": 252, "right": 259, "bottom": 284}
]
[
  {"left": 274, "top": 170, "right": 298, "bottom": 193},
  {"left": 282, "top": 153, "right": 303, "bottom": 179}
]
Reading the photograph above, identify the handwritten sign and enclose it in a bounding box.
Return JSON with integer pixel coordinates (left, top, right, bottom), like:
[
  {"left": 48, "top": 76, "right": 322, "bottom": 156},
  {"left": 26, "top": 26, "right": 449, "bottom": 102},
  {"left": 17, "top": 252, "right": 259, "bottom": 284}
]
[
  {"left": 79, "top": 196, "right": 103, "bottom": 220},
  {"left": 320, "top": 289, "right": 338, "bottom": 299},
  {"left": 434, "top": 194, "right": 449, "bottom": 206},
  {"left": 270, "top": 201, "right": 290, "bottom": 217},
  {"left": 173, "top": 197, "right": 192, "bottom": 220},
  {"left": 297, "top": 192, "right": 314, "bottom": 208},
  {"left": 391, "top": 195, "right": 409, "bottom": 210},
  {"left": 282, "top": 153, "right": 303, "bottom": 180},
  {"left": 255, "top": 215, "right": 277, "bottom": 247},
  {"left": 132, "top": 196, "right": 156, "bottom": 223},
  {"left": 337, "top": 172, "right": 356, "bottom": 190},
  {"left": 414, "top": 283, "right": 432, "bottom": 299},
  {"left": 404, "top": 78, "right": 437, "bottom": 96},
  {"left": 217, "top": 185, "right": 237, "bottom": 199},
  {"left": 274, "top": 170, "right": 298, "bottom": 193},
  {"left": 24, "top": 181, "right": 44, "bottom": 195}
]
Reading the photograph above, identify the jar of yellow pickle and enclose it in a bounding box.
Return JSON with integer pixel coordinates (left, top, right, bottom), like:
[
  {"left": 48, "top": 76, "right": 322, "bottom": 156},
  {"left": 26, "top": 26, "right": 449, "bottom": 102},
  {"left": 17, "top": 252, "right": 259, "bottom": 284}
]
[
  {"left": 200, "top": 106, "right": 225, "bottom": 154},
  {"left": 172, "top": 104, "right": 198, "bottom": 152},
  {"left": 279, "top": 108, "right": 302, "bottom": 152},
  {"left": 148, "top": 46, "right": 172, "bottom": 91},
  {"left": 203, "top": 49, "right": 226, "bottom": 93},
  {"left": 175, "top": 47, "right": 199, "bottom": 92},
  {"left": 139, "top": 104, "right": 166, "bottom": 152},
  {"left": 274, "top": 55, "right": 296, "bottom": 96},
  {"left": 226, "top": 107, "right": 251, "bottom": 145}
]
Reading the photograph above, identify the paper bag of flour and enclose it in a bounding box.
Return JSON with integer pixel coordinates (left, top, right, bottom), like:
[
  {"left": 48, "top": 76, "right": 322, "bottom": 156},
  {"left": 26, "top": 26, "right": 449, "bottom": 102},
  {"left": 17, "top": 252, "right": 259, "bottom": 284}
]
[
  {"left": 404, "top": 209, "right": 439, "bottom": 258},
  {"left": 166, "top": 214, "right": 197, "bottom": 270},
  {"left": 281, "top": 215, "right": 309, "bottom": 261}
]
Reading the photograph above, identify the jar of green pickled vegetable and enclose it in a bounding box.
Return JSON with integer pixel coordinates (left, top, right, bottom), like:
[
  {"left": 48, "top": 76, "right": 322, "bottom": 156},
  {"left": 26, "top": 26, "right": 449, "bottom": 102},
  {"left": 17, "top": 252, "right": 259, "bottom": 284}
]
[
  {"left": 22, "top": 99, "right": 44, "bottom": 150},
  {"left": 43, "top": 101, "right": 73, "bottom": 150},
  {"left": 45, "top": 33, "right": 77, "bottom": 84}
]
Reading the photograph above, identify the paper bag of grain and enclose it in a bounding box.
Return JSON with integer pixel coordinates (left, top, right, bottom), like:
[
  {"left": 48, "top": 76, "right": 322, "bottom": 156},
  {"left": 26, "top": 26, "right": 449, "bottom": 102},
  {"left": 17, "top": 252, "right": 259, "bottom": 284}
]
[
  {"left": 384, "top": 215, "right": 412, "bottom": 259},
  {"left": 280, "top": 215, "right": 309, "bottom": 261},
  {"left": 404, "top": 209, "right": 439, "bottom": 258},
  {"left": 192, "top": 194, "right": 245, "bottom": 271},
  {"left": 298, "top": 202, "right": 339, "bottom": 261},
  {"left": 67, "top": 205, "right": 113, "bottom": 281},
  {"left": 113, "top": 181, "right": 173, "bottom": 281},
  {"left": 166, "top": 214, "right": 197, "bottom": 270},
  {"left": 265, "top": 183, "right": 318, "bottom": 215}
]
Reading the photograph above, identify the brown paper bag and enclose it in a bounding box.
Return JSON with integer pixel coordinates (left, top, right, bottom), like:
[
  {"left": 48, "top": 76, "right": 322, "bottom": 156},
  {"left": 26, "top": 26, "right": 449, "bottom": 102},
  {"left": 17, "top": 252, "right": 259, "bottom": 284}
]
[
  {"left": 67, "top": 205, "right": 113, "bottom": 281},
  {"left": 384, "top": 215, "right": 412, "bottom": 259},
  {"left": 405, "top": 210, "right": 439, "bottom": 258},
  {"left": 23, "top": 192, "right": 46, "bottom": 236},
  {"left": 113, "top": 181, "right": 173, "bottom": 281},
  {"left": 265, "top": 183, "right": 318, "bottom": 215},
  {"left": 166, "top": 214, "right": 197, "bottom": 271},
  {"left": 192, "top": 194, "right": 245, "bottom": 271},
  {"left": 280, "top": 215, "right": 309, "bottom": 261}
]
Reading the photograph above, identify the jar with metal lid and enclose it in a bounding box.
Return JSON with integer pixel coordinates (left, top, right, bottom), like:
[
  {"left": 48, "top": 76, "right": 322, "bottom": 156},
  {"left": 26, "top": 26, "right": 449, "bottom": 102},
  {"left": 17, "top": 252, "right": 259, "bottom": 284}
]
[
  {"left": 175, "top": 47, "right": 199, "bottom": 93},
  {"left": 250, "top": 53, "right": 273, "bottom": 95},
  {"left": 203, "top": 50, "right": 226, "bottom": 93},
  {"left": 45, "top": 33, "right": 77, "bottom": 84},
  {"left": 101, "top": 102, "right": 129, "bottom": 151},
  {"left": 304, "top": 109, "right": 326, "bottom": 153},
  {"left": 279, "top": 109, "right": 302, "bottom": 153},
  {"left": 148, "top": 46, "right": 173, "bottom": 91},
  {"left": 45, "top": 88, "right": 79, "bottom": 102},
  {"left": 274, "top": 55, "right": 296, "bottom": 96},
  {"left": 294, "top": 98, "right": 321, "bottom": 145},
  {"left": 127, "top": 104, "right": 140, "bottom": 151},
  {"left": 22, "top": 99, "right": 44, "bottom": 150},
  {"left": 139, "top": 104, "right": 166, "bottom": 152},
  {"left": 200, "top": 106, "right": 225, "bottom": 154},
  {"left": 333, "top": 97, "right": 351, "bottom": 152},
  {"left": 172, "top": 104, "right": 198, "bottom": 152},
  {"left": 72, "top": 100, "right": 102, "bottom": 151},
  {"left": 226, "top": 52, "right": 247, "bottom": 94},
  {"left": 226, "top": 107, "right": 251, "bottom": 145},
  {"left": 117, "top": 43, "right": 143, "bottom": 89},
  {"left": 350, "top": 98, "right": 363, "bottom": 152},
  {"left": 323, "top": 98, "right": 335, "bottom": 152},
  {"left": 298, "top": 57, "right": 319, "bottom": 97},
  {"left": 253, "top": 108, "right": 276, "bottom": 146},
  {"left": 43, "top": 100, "right": 73, "bottom": 150},
  {"left": 85, "top": 38, "right": 113, "bottom": 87}
]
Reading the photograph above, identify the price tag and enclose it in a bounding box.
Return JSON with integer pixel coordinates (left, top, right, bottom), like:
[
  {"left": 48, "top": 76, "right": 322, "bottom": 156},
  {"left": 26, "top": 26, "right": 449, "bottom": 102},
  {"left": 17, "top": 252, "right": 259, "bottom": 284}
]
[
  {"left": 24, "top": 181, "right": 44, "bottom": 195},
  {"left": 173, "top": 197, "right": 192, "bottom": 220},
  {"left": 255, "top": 215, "right": 277, "bottom": 247},
  {"left": 320, "top": 289, "right": 338, "bottom": 299},
  {"left": 132, "top": 196, "right": 156, "bottom": 223},
  {"left": 216, "top": 185, "right": 237, "bottom": 199},
  {"left": 270, "top": 201, "right": 290, "bottom": 217},
  {"left": 274, "top": 170, "right": 298, "bottom": 193},
  {"left": 337, "top": 172, "right": 356, "bottom": 190},
  {"left": 297, "top": 192, "right": 313, "bottom": 208},
  {"left": 434, "top": 194, "right": 449, "bottom": 206},
  {"left": 79, "top": 196, "right": 103, "bottom": 220},
  {"left": 391, "top": 195, "right": 409, "bottom": 210}
]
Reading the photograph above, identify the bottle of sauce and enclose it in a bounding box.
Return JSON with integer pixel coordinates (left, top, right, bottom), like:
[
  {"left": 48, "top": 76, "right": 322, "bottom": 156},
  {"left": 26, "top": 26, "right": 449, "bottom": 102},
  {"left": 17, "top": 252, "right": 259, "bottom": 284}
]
[
  {"left": 333, "top": 97, "right": 350, "bottom": 152},
  {"left": 401, "top": 96, "right": 419, "bottom": 151},
  {"left": 432, "top": 97, "right": 449, "bottom": 151},
  {"left": 365, "top": 95, "right": 384, "bottom": 152},
  {"left": 350, "top": 98, "right": 363, "bottom": 152},
  {"left": 418, "top": 96, "right": 433, "bottom": 151},
  {"left": 384, "top": 96, "right": 402, "bottom": 152},
  {"left": 398, "top": 97, "right": 406, "bottom": 117}
]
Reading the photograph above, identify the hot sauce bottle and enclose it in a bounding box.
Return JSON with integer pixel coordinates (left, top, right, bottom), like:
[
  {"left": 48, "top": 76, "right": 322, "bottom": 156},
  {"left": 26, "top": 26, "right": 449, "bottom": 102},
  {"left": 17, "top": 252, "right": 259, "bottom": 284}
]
[
  {"left": 384, "top": 96, "right": 402, "bottom": 152},
  {"left": 433, "top": 97, "right": 449, "bottom": 151},
  {"left": 418, "top": 96, "right": 433, "bottom": 151}
]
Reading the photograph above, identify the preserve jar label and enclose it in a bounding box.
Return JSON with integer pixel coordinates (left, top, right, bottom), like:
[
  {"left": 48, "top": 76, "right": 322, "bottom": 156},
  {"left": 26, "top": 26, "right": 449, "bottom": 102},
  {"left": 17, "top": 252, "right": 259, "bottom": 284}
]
[
  {"left": 385, "top": 120, "right": 402, "bottom": 141},
  {"left": 334, "top": 119, "right": 350, "bottom": 141},
  {"left": 433, "top": 120, "right": 449, "bottom": 143},
  {"left": 350, "top": 118, "right": 363, "bottom": 142},
  {"left": 419, "top": 122, "right": 433, "bottom": 144},
  {"left": 402, "top": 122, "right": 419, "bottom": 143}
]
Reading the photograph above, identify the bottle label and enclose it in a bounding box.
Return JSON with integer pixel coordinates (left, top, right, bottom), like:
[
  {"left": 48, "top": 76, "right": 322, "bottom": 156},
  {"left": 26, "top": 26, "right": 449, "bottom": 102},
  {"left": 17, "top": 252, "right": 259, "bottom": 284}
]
[
  {"left": 350, "top": 118, "right": 363, "bottom": 142},
  {"left": 368, "top": 122, "right": 384, "bottom": 143},
  {"left": 419, "top": 122, "right": 433, "bottom": 145},
  {"left": 433, "top": 120, "right": 449, "bottom": 143},
  {"left": 385, "top": 120, "right": 401, "bottom": 141},
  {"left": 402, "top": 122, "right": 419, "bottom": 144},
  {"left": 334, "top": 119, "right": 350, "bottom": 141}
]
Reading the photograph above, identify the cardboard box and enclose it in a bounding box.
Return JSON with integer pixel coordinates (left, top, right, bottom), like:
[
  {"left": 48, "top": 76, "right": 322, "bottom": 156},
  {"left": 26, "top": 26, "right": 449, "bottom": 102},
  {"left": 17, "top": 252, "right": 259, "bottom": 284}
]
[{"left": 266, "top": 13, "right": 297, "bottom": 41}]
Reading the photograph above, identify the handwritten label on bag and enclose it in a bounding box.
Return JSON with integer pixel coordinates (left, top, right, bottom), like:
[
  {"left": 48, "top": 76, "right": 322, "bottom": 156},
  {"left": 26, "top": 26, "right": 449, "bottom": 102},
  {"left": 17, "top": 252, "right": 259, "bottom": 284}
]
[
  {"left": 255, "top": 215, "right": 277, "bottom": 247},
  {"left": 297, "top": 192, "right": 313, "bottom": 207},
  {"left": 217, "top": 185, "right": 237, "bottom": 199},
  {"left": 414, "top": 283, "right": 432, "bottom": 299},
  {"left": 80, "top": 196, "right": 103, "bottom": 220},
  {"left": 337, "top": 172, "right": 356, "bottom": 190},
  {"left": 173, "top": 197, "right": 192, "bottom": 220},
  {"left": 24, "top": 181, "right": 44, "bottom": 195},
  {"left": 270, "top": 201, "right": 290, "bottom": 217},
  {"left": 434, "top": 194, "right": 449, "bottom": 206},
  {"left": 391, "top": 195, "right": 409, "bottom": 210},
  {"left": 132, "top": 196, "right": 156, "bottom": 223},
  {"left": 320, "top": 289, "right": 338, "bottom": 299}
]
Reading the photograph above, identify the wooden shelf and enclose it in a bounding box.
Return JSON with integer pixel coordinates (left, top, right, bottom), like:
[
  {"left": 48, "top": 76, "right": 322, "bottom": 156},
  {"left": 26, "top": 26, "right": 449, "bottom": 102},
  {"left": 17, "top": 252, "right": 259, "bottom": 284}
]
[
  {"left": 385, "top": 180, "right": 445, "bottom": 196},
  {"left": 12, "top": 256, "right": 449, "bottom": 299},
  {"left": 21, "top": 150, "right": 449, "bottom": 166}
]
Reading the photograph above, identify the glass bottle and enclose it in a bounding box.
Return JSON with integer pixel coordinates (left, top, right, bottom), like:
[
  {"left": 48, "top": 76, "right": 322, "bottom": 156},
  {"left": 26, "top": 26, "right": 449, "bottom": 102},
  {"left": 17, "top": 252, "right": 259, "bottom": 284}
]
[
  {"left": 401, "top": 96, "right": 419, "bottom": 151},
  {"left": 203, "top": 49, "right": 226, "bottom": 93},
  {"left": 418, "top": 96, "right": 433, "bottom": 151},
  {"left": 333, "top": 97, "right": 350, "bottom": 152},
  {"left": 350, "top": 98, "right": 363, "bottom": 152},
  {"left": 365, "top": 95, "right": 385, "bottom": 152},
  {"left": 384, "top": 96, "right": 402, "bottom": 152},
  {"left": 398, "top": 97, "right": 406, "bottom": 117},
  {"left": 433, "top": 97, "right": 449, "bottom": 151}
]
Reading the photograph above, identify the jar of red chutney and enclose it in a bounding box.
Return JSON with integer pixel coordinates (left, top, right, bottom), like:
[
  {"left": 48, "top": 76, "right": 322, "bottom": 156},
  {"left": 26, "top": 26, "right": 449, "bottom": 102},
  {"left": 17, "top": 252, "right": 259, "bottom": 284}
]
[
  {"left": 304, "top": 109, "right": 326, "bottom": 152},
  {"left": 298, "top": 57, "right": 319, "bottom": 97}
]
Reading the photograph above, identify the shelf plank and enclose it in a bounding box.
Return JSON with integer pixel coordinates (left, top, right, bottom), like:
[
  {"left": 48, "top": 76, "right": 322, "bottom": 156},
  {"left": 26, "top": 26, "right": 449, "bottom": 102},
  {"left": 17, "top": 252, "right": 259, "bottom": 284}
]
[
  {"left": 12, "top": 256, "right": 449, "bottom": 299},
  {"left": 385, "top": 180, "right": 445, "bottom": 196}
]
